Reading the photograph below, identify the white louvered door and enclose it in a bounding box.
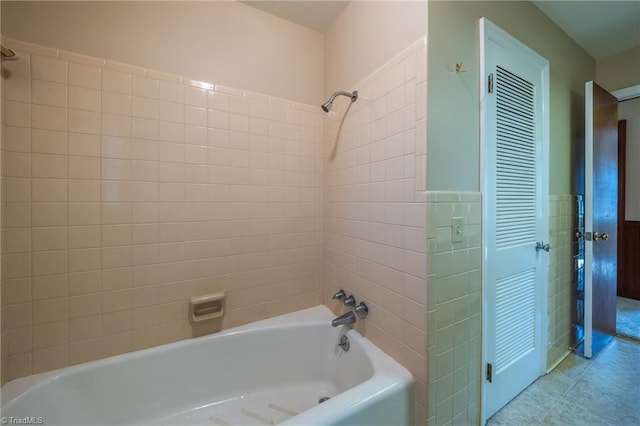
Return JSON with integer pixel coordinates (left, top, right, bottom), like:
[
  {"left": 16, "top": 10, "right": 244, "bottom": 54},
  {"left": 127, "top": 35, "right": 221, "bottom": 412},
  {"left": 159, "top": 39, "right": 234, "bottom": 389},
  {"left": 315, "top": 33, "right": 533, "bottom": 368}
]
[{"left": 481, "top": 19, "right": 549, "bottom": 420}]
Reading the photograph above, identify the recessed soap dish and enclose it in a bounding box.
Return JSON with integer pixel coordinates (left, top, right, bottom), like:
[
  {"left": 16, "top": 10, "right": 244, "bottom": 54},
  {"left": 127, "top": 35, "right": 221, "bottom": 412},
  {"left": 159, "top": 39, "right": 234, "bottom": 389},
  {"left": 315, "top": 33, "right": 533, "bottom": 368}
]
[{"left": 189, "top": 293, "right": 225, "bottom": 322}]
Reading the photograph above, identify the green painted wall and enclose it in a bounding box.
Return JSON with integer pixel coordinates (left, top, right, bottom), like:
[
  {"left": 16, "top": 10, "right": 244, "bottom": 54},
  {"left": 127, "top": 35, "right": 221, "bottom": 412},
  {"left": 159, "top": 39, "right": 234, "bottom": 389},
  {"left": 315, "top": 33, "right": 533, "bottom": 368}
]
[
  {"left": 427, "top": 1, "right": 596, "bottom": 194},
  {"left": 596, "top": 45, "right": 640, "bottom": 92}
]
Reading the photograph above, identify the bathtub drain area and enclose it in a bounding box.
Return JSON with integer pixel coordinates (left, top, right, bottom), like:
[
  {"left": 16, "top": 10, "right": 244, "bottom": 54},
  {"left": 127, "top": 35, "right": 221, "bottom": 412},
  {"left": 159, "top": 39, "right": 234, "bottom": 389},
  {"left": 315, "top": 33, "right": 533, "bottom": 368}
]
[{"left": 148, "top": 381, "right": 338, "bottom": 425}]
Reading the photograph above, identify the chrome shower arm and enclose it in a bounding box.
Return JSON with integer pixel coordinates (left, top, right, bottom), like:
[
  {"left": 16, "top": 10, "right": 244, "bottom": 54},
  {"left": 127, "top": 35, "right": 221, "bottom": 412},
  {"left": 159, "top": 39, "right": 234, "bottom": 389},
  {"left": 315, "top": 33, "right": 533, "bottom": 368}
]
[{"left": 329, "top": 91, "right": 358, "bottom": 103}]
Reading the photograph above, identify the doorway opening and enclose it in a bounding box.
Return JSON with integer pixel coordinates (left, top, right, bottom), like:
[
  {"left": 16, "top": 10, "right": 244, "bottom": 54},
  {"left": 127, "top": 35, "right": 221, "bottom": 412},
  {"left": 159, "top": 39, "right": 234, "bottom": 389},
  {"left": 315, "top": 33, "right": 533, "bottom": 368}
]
[{"left": 614, "top": 85, "right": 640, "bottom": 341}]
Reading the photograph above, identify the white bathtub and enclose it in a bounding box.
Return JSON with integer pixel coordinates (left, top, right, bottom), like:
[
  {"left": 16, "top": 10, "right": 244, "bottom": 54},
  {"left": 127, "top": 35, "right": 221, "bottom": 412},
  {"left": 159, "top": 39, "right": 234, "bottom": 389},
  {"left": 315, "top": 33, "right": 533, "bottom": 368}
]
[{"left": 1, "top": 306, "right": 413, "bottom": 425}]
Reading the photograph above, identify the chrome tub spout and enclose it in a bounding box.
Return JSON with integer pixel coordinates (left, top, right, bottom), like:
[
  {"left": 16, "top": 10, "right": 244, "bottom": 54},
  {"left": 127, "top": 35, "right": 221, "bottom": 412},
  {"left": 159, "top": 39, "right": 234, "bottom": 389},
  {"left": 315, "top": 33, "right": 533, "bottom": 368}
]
[{"left": 331, "top": 311, "right": 356, "bottom": 327}]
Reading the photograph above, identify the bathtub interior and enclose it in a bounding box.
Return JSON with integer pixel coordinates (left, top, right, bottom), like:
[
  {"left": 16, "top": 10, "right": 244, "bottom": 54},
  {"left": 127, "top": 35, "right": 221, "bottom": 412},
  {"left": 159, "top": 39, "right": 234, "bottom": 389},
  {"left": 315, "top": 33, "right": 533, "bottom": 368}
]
[{"left": 1, "top": 310, "right": 381, "bottom": 425}]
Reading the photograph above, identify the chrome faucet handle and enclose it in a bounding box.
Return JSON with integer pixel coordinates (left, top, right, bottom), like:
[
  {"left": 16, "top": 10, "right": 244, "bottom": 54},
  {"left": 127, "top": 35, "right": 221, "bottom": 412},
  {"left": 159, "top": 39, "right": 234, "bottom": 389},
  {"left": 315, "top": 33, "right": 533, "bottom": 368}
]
[
  {"left": 332, "top": 289, "right": 346, "bottom": 300},
  {"left": 343, "top": 295, "right": 356, "bottom": 307},
  {"left": 355, "top": 302, "right": 368, "bottom": 319}
]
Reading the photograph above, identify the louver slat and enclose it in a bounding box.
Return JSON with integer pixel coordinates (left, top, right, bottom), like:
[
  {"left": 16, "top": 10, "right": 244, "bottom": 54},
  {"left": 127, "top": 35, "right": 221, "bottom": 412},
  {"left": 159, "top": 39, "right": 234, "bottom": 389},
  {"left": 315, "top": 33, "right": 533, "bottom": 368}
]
[
  {"left": 495, "top": 269, "right": 536, "bottom": 372},
  {"left": 495, "top": 66, "right": 536, "bottom": 250}
]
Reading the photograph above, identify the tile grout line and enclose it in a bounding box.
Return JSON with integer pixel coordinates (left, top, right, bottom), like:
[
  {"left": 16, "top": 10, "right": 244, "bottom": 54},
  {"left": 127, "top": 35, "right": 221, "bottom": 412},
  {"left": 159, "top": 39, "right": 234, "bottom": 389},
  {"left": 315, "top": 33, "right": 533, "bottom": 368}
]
[{"left": 536, "top": 342, "right": 612, "bottom": 424}]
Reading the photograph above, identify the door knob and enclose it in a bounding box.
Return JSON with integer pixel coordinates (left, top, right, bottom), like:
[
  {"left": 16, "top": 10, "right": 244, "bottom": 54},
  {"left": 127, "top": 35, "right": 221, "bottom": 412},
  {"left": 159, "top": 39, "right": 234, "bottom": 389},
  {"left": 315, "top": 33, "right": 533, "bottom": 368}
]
[
  {"left": 593, "top": 232, "right": 608, "bottom": 241},
  {"left": 535, "top": 242, "right": 551, "bottom": 252}
]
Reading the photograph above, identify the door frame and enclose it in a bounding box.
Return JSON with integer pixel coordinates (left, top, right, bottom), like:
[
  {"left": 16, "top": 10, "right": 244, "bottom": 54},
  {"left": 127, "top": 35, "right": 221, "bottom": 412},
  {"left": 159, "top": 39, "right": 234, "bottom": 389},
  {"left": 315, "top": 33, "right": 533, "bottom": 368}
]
[
  {"left": 612, "top": 84, "right": 640, "bottom": 302},
  {"left": 612, "top": 84, "right": 640, "bottom": 101},
  {"left": 479, "top": 17, "right": 550, "bottom": 423}
]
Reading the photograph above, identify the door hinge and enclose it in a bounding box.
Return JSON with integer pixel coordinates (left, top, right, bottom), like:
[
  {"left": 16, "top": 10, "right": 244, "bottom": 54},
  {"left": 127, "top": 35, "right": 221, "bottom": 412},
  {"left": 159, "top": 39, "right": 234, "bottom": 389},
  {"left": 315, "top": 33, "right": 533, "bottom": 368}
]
[
  {"left": 488, "top": 73, "right": 494, "bottom": 93},
  {"left": 486, "top": 363, "right": 493, "bottom": 382}
]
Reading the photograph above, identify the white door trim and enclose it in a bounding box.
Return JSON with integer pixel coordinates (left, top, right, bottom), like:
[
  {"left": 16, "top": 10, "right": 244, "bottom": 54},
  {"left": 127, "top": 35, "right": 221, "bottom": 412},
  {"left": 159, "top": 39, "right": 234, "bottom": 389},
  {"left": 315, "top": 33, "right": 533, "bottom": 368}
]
[
  {"left": 479, "top": 17, "right": 550, "bottom": 424},
  {"left": 612, "top": 84, "right": 640, "bottom": 101}
]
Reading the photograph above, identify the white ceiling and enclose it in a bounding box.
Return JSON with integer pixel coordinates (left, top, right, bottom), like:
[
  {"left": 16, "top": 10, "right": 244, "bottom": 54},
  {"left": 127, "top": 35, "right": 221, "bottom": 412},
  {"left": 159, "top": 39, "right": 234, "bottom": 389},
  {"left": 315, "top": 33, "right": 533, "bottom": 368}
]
[
  {"left": 242, "top": 1, "right": 639, "bottom": 60},
  {"left": 241, "top": 1, "right": 349, "bottom": 33}
]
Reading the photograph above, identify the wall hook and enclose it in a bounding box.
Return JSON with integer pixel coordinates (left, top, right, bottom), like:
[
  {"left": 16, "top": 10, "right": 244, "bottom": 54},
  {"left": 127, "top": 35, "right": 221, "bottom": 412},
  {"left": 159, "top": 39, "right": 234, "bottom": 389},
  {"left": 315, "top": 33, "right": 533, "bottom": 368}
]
[{"left": 454, "top": 61, "right": 470, "bottom": 73}]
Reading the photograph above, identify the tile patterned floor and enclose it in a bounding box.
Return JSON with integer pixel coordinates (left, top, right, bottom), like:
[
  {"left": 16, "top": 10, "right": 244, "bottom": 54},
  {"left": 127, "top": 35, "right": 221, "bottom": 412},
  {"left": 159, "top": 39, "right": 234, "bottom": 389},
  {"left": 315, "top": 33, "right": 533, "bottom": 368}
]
[
  {"left": 617, "top": 297, "right": 640, "bottom": 340},
  {"left": 487, "top": 336, "right": 640, "bottom": 425}
]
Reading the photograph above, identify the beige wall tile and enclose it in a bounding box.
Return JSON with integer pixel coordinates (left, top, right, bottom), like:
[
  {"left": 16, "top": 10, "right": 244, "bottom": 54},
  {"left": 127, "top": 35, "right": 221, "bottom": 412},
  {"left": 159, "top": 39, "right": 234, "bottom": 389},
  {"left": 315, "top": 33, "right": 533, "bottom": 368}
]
[
  {"left": 69, "top": 338, "right": 102, "bottom": 365},
  {"left": 102, "top": 69, "right": 130, "bottom": 94},
  {"left": 101, "top": 180, "right": 131, "bottom": 203},
  {"left": 32, "top": 227, "right": 68, "bottom": 251},
  {"left": 32, "top": 274, "right": 68, "bottom": 301},
  {"left": 5, "top": 76, "right": 31, "bottom": 103},
  {"left": 5, "top": 152, "right": 31, "bottom": 177},
  {"left": 101, "top": 225, "right": 131, "bottom": 247},
  {"left": 69, "top": 294, "right": 101, "bottom": 319},
  {"left": 5, "top": 228, "right": 31, "bottom": 253},
  {"left": 102, "top": 91, "right": 130, "bottom": 116},
  {"left": 5, "top": 100, "right": 31, "bottom": 128},
  {"left": 102, "top": 136, "right": 130, "bottom": 160},
  {"left": 102, "top": 310, "right": 132, "bottom": 335},
  {"left": 322, "top": 39, "right": 428, "bottom": 423},
  {"left": 101, "top": 332, "right": 132, "bottom": 357},
  {"left": 102, "top": 114, "right": 130, "bottom": 138},
  {"left": 32, "top": 55, "right": 67, "bottom": 83},
  {"left": 68, "top": 180, "right": 100, "bottom": 203},
  {"left": 2, "top": 303, "right": 32, "bottom": 330},
  {"left": 7, "top": 328, "right": 32, "bottom": 355},
  {"left": 68, "top": 133, "right": 100, "bottom": 157},
  {"left": 102, "top": 289, "right": 132, "bottom": 313},
  {"left": 5, "top": 178, "right": 31, "bottom": 203},
  {"left": 32, "top": 321, "right": 69, "bottom": 350},
  {"left": 131, "top": 139, "right": 158, "bottom": 161},
  {"left": 4, "top": 127, "right": 31, "bottom": 153},
  {"left": 132, "top": 75, "right": 158, "bottom": 99},
  {"left": 132, "top": 118, "right": 158, "bottom": 140},
  {"left": 68, "top": 226, "right": 100, "bottom": 249},
  {"left": 101, "top": 246, "right": 131, "bottom": 269},
  {"left": 33, "top": 298, "right": 68, "bottom": 324},
  {"left": 32, "top": 345, "right": 68, "bottom": 374},
  {"left": 32, "top": 179, "right": 67, "bottom": 202},
  {"left": 69, "top": 271, "right": 101, "bottom": 295},
  {"left": 131, "top": 327, "right": 160, "bottom": 351},
  {"left": 69, "top": 203, "right": 100, "bottom": 225},
  {"left": 32, "top": 80, "right": 67, "bottom": 107},
  {"left": 6, "top": 204, "right": 31, "bottom": 228},
  {"left": 31, "top": 203, "right": 67, "bottom": 227},
  {"left": 1, "top": 38, "right": 324, "bottom": 384},
  {"left": 69, "top": 248, "right": 101, "bottom": 272},
  {"left": 32, "top": 250, "right": 68, "bottom": 276},
  {"left": 69, "top": 156, "right": 100, "bottom": 179},
  {"left": 2, "top": 279, "right": 32, "bottom": 305},
  {"left": 32, "top": 105, "right": 68, "bottom": 131},
  {"left": 7, "top": 353, "right": 32, "bottom": 381},
  {"left": 101, "top": 268, "right": 132, "bottom": 291},
  {"left": 69, "top": 62, "right": 100, "bottom": 89},
  {"left": 100, "top": 203, "right": 129, "bottom": 225},
  {"left": 69, "top": 316, "right": 102, "bottom": 342},
  {"left": 69, "top": 86, "right": 100, "bottom": 111}
]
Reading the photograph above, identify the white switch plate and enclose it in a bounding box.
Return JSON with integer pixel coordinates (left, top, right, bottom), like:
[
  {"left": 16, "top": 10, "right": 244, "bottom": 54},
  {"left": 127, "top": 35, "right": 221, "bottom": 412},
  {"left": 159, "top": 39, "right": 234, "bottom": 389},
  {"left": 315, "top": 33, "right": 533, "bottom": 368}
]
[{"left": 452, "top": 217, "right": 464, "bottom": 243}]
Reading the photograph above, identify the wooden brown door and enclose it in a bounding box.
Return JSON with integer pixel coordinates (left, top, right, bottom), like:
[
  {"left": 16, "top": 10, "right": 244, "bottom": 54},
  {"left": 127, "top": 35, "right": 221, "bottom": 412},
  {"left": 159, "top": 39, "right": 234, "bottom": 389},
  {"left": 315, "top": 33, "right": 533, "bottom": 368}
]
[
  {"left": 618, "top": 119, "right": 640, "bottom": 300},
  {"left": 584, "top": 81, "right": 618, "bottom": 357}
]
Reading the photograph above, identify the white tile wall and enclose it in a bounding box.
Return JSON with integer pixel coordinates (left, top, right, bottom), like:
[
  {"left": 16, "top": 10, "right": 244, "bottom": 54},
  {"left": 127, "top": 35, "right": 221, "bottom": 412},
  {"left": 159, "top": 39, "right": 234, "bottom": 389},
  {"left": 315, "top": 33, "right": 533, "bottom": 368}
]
[
  {"left": 547, "top": 194, "right": 574, "bottom": 370},
  {"left": 1, "top": 38, "right": 323, "bottom": 382},
  {"left": 323, "top": 37, "right": 428, "bottom": 425},
  {"left": 426, "top": 191, "right": 481, "bottom": 426}
]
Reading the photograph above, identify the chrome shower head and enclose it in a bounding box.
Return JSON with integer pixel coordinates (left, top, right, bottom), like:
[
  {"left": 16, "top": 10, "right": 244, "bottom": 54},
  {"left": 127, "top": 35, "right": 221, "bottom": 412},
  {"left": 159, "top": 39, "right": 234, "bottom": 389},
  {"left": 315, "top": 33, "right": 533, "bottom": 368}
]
[
  {"left": 1, "top": 45, "right": 16, "bottom": 59},
  {"left": 321, "top": 90, "right": 358, "bottom": 112}
]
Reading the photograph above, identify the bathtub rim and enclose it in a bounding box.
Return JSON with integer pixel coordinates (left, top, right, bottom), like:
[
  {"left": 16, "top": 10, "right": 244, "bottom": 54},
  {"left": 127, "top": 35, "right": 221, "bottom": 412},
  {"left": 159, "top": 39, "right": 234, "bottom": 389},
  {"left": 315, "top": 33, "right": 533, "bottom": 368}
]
[{"left": 1, "top": 305, "right": 414, "bottom": 420}]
